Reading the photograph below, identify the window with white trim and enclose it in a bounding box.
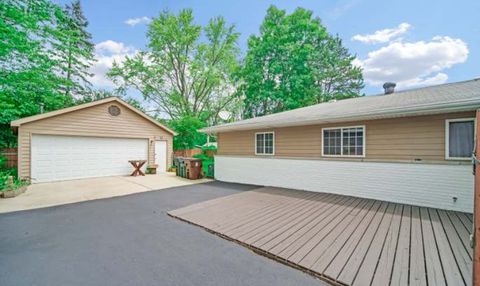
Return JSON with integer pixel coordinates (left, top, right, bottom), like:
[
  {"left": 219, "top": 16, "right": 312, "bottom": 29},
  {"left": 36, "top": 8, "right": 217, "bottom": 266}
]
[
  {"left": 446, "top": 118, "right": 475, "bottom": 160},
  {"left": 255, "top": 132, "right": 274, "bottom": 155},
  {"left": 322, "top": 126, "right": 365, "bottom": 157}
]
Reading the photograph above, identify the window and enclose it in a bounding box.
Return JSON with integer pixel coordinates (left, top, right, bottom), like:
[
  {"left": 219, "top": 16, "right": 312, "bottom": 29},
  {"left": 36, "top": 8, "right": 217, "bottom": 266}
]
[
  {"left": 445, "top": 118, "right": 475, "bottom": 160},
  {"left": 255, "top": 132, "right": 274, "bottom": 155},
  {"left": 322, "top": 126, "right": 365, "bottom": 157}
]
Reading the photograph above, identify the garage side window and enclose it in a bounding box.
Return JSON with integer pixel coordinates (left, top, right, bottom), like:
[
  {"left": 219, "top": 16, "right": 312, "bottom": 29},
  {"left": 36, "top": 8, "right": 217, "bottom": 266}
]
[
  {"left": 322, "top": 126, "right": 365, "bottom": 157},
  {"left": 255, "top": 132, "right": 274, "bottom": 155},
  {"left": 446, "top": 118, "right": 475, "bottom": 160}
]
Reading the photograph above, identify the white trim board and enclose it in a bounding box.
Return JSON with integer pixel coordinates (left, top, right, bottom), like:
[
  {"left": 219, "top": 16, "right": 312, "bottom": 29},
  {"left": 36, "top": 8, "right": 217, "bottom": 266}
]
[{"left": 214, "top": 156, "right": 474, "bottom": 213}]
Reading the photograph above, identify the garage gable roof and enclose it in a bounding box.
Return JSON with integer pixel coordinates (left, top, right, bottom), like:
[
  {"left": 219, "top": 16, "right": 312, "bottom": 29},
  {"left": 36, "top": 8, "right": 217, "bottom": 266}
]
[{"left": 10, "top": 97, "right": 177, "bottom": 135}]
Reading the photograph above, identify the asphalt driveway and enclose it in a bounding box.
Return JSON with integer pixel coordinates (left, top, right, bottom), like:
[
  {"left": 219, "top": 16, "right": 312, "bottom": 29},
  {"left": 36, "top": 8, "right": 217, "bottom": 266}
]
[{"left": 0, "top": 181, "right": 324, "bottom": 286}]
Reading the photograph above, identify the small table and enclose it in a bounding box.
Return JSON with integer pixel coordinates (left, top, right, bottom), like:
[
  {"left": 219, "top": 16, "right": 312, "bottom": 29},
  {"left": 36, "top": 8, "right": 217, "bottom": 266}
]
[{"left": 129, "top": 160, "right": 147, "bottom": 176}]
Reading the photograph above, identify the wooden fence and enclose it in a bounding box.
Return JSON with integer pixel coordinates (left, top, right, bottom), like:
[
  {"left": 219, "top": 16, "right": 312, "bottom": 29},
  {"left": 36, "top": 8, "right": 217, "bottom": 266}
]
[
  {"left": 174, "top": 149, "right": 202, "bottom": 158},
  {"left": 174, "top": 149, "right": 217, "bottom": 158},
  {"left": 1, "top": 148, "right": 18, "bottom": 168}
]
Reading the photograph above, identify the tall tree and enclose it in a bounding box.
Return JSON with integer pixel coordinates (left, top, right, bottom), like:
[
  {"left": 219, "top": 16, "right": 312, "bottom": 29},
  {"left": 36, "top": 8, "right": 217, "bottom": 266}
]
[
  {"left": 108, "top": 9, "right": 240, "bottom": 122},
  {"left": 55, "top": 0, "right": 95, "bottom": 99},
  {"left": 0, "top": 0, "right": 72, "bottom": 147},
  {"left": 239, "top": 6, "right": 364, "bottom": 118}
]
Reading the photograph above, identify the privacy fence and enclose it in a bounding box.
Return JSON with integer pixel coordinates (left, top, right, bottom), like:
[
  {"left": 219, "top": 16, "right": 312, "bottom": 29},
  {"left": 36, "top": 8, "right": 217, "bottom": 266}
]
[{"left": 1, "top": 148, "right": 18, "bottom": 168}]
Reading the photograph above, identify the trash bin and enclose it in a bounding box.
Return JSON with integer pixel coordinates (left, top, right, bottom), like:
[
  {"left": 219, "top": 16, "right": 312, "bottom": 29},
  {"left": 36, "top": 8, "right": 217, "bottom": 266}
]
[
  {"left": 176, "top": 157, "right": 186, "bottom": 178},
  {"left": 184, "top": 158, "right": 202, "bottom": 180},
  {"left": 173, "top": 157, "right": 180, "bottom": 176},
  {"left": 208, "top": 163, "right": 214, "bottom": 178},
  {"left": 202, "top": 159, "right": 214, "bottom": 178}
]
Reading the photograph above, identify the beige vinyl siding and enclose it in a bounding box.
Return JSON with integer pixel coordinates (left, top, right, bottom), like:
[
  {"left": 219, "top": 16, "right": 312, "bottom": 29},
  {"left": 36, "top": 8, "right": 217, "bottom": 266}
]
[
  {"left": 217, "top": 111, "right": 475, "bottom": 163},
  {"left": 18, "top": 102, "right": 173, "bottom": 179}
]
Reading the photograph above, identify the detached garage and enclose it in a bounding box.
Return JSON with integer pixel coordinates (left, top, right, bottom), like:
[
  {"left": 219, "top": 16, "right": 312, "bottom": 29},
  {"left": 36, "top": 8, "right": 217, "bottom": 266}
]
[{"left": 11, "top": 97, "right": 175, "bottom": 183}]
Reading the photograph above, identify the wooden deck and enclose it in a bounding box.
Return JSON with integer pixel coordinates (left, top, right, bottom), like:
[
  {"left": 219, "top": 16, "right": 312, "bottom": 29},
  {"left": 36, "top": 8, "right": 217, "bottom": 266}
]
[{"left": 168, "top": 187, "right": 473, "bottom": 286}]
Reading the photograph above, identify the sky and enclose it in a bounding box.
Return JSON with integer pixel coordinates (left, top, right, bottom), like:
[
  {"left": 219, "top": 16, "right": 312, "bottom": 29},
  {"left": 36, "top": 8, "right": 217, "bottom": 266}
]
[{"left": 56, "top": 0, "right": 480, "bottom": 99}]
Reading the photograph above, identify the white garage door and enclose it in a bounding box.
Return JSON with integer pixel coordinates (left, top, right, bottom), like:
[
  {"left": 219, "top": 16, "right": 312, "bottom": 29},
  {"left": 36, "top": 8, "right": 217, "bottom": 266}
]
[{"left": 31, "top": 135, "right": 148, "bottom": 183}]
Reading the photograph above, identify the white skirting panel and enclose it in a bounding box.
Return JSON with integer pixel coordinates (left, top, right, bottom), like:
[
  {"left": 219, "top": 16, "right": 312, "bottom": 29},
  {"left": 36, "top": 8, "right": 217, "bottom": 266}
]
[{"left": 215, "top": 156, "right": 474, "bottom": 213}]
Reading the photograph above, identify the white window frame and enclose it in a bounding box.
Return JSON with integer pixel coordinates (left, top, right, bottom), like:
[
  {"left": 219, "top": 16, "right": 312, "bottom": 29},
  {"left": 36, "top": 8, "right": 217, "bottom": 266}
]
[
  {"left": 445, "top": 118, "right": 475, "bottom": 160},
  {"left": 255, "top": 131, "right": 275, "bottom": 156},
  {"left": 321, "top": 125, "right": 366, "bottom": 158}
]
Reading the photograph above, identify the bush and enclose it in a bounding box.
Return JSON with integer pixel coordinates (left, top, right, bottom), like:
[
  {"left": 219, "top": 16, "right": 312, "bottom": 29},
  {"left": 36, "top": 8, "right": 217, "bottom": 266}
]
[
  {"left": 0, "top": 158, "right": 24, "bottom": 192},
  {"left": 169, "top": 116, "right": 208, "bottom": 150},
  {"left": 0, "top": 171, "right": 27, "bottom": 192}
]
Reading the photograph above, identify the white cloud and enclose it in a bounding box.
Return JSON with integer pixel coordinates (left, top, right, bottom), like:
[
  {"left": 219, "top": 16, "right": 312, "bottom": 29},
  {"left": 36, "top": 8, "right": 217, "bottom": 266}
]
[
  {"left": 355, "top": 36, "right": 468, "bottom": 89},
  {"left": 125, "top": 16, "right": 151, "bottom": 27},
  {"left": 352, "top": 23, "right": 411, "bottom": 44},
  {"left": 330, "top": 0, "right": 361, "bottom": 19},
  {"left": 90, "top": 40, "right": 138, "bottom": 88},
  {"left": 95, "top": 40, "right": 133, "bottom": 55}
]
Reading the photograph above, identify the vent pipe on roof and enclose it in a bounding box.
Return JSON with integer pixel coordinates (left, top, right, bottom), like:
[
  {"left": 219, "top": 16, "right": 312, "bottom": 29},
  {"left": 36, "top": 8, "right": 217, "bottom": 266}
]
[
  {"left": 39, "top": 103, "right": 44, "bottom": 113},
  {"left": 383, "top": 82, "right": 396, "bottom": 94}
]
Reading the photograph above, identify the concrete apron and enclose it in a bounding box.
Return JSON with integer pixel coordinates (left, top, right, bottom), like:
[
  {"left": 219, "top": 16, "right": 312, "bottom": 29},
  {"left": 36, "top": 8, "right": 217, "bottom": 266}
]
[{"left": 0, "top": 173, "right": 211, "bottom": 214}]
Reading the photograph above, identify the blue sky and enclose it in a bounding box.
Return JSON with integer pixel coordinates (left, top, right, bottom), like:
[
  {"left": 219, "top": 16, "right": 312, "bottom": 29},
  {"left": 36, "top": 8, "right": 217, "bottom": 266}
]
[{"left": 56, "top": 0, "right": 480, "bottom": 98}]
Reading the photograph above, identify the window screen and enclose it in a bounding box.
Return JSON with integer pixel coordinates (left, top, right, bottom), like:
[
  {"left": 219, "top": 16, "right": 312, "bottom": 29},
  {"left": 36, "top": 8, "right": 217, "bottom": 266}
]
[{"left": 448, "top": 120, "right": 474, "bottom": 158}]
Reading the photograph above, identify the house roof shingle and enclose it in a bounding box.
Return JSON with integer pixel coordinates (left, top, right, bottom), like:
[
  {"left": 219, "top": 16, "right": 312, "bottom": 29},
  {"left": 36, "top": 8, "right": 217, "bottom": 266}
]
[{"left": 201, "top": 78, "right": 480, "bottom": 133}]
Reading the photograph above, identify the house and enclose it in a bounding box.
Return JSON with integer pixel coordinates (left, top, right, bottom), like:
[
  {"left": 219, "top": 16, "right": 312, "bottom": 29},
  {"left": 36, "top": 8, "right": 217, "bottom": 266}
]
[
  {"left": 11, "top": 97, "right": 175, "bottom": 183},
  {"left": 201, "top": 79, "right": 480, "bottom": 213}
]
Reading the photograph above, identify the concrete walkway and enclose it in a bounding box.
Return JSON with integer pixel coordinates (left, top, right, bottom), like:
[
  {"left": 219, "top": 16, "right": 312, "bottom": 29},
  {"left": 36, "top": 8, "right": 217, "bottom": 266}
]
[{"left": 0, "top": 173, "right": 211, "bottom": 213}]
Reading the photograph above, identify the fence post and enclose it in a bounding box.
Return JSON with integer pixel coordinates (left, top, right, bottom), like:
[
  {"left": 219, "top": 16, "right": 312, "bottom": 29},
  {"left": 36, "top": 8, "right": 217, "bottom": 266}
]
[{"left": 474, "top": 109, "right": 480, "bottom": 286}]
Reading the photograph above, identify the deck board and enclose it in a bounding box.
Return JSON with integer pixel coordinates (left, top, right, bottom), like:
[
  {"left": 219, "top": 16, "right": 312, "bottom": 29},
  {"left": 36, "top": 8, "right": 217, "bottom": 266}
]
[
  {"left": 429, "top": 209, "right": 466, "bottom": 286},
  {"left": 409, "top": 206, "right": 427, "bottom": 286},
  {"left": 352, "top": 203, "right": 398, "bottom": 286},
  {"left": 266, "top": 195, "right": 350, "bottom": 255},
  {"left": 312, "top": 201, "right": 381, "bottom": 277},
  {"left": 420, "top": 207, "right": 447, "bottom": 286},
  {"left": 336, "top": 202, "right": 390, "bottom": 285},
  {"left": 237, "top": 193, "right": 325, "bottom": 242},
  {"left": 370, "top": 204, "right": 403, "bottom": 286},
  {"left": 390, "top": 205, "right": 411, "bottom": 286},
  {"left": 168, "top": 187, "right": 473, "bottom": 286}
]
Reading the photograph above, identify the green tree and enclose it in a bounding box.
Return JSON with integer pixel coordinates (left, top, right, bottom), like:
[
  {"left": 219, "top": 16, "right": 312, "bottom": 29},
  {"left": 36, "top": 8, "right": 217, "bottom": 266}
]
[
  {"left": 108, "top": 9, "right": 241, "bottom": 122},
  {"left": 55, "top": 0, "right": 95, "bottom": 99},
  {"left": 168, "top": 116, "right": 207, "bottom": 150},
  {"left": 0, "top": 0, "right": 73, "bottom": 147},
  {"left": 76, "top": 89, "right": 146, "bottom": 113},
  {"left": 239, "top": 6, "right": 364, "bottom": 118}
]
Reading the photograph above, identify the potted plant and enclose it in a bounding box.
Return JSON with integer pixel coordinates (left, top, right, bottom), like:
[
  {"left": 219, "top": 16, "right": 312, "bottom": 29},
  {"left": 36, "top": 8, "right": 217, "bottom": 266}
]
[{"left": 146, "top": 164, "right": 158, "bottom": 175}]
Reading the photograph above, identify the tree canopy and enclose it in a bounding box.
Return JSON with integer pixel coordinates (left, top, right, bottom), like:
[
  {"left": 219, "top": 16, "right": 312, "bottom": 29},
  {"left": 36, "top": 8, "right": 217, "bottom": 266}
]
[
  {"left": 0, "top": 0, "right": 98, "bottom": 148},
  {"left": 0, "top": 0, "right": 71, "bottom": 147},
  {"left": 239, "top": 6, "right": 364, "bottom": 118},
  {"left": 108, "top": 9, "right": 241, "bottom": 123},
  {"left": 56, "top": 0, "right": 95, "bottom": 99}
]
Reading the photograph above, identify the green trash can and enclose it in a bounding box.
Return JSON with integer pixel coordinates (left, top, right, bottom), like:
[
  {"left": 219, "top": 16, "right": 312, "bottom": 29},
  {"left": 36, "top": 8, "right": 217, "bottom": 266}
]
[
  {"left": 177, "top": 157, "right": 186, "bottom": 178},
  {"left": 173, "top": 157, "right": 180, "bottom": 176},
  {"left": 202, "top": 159, "right": 214, "bottom": 178}
]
